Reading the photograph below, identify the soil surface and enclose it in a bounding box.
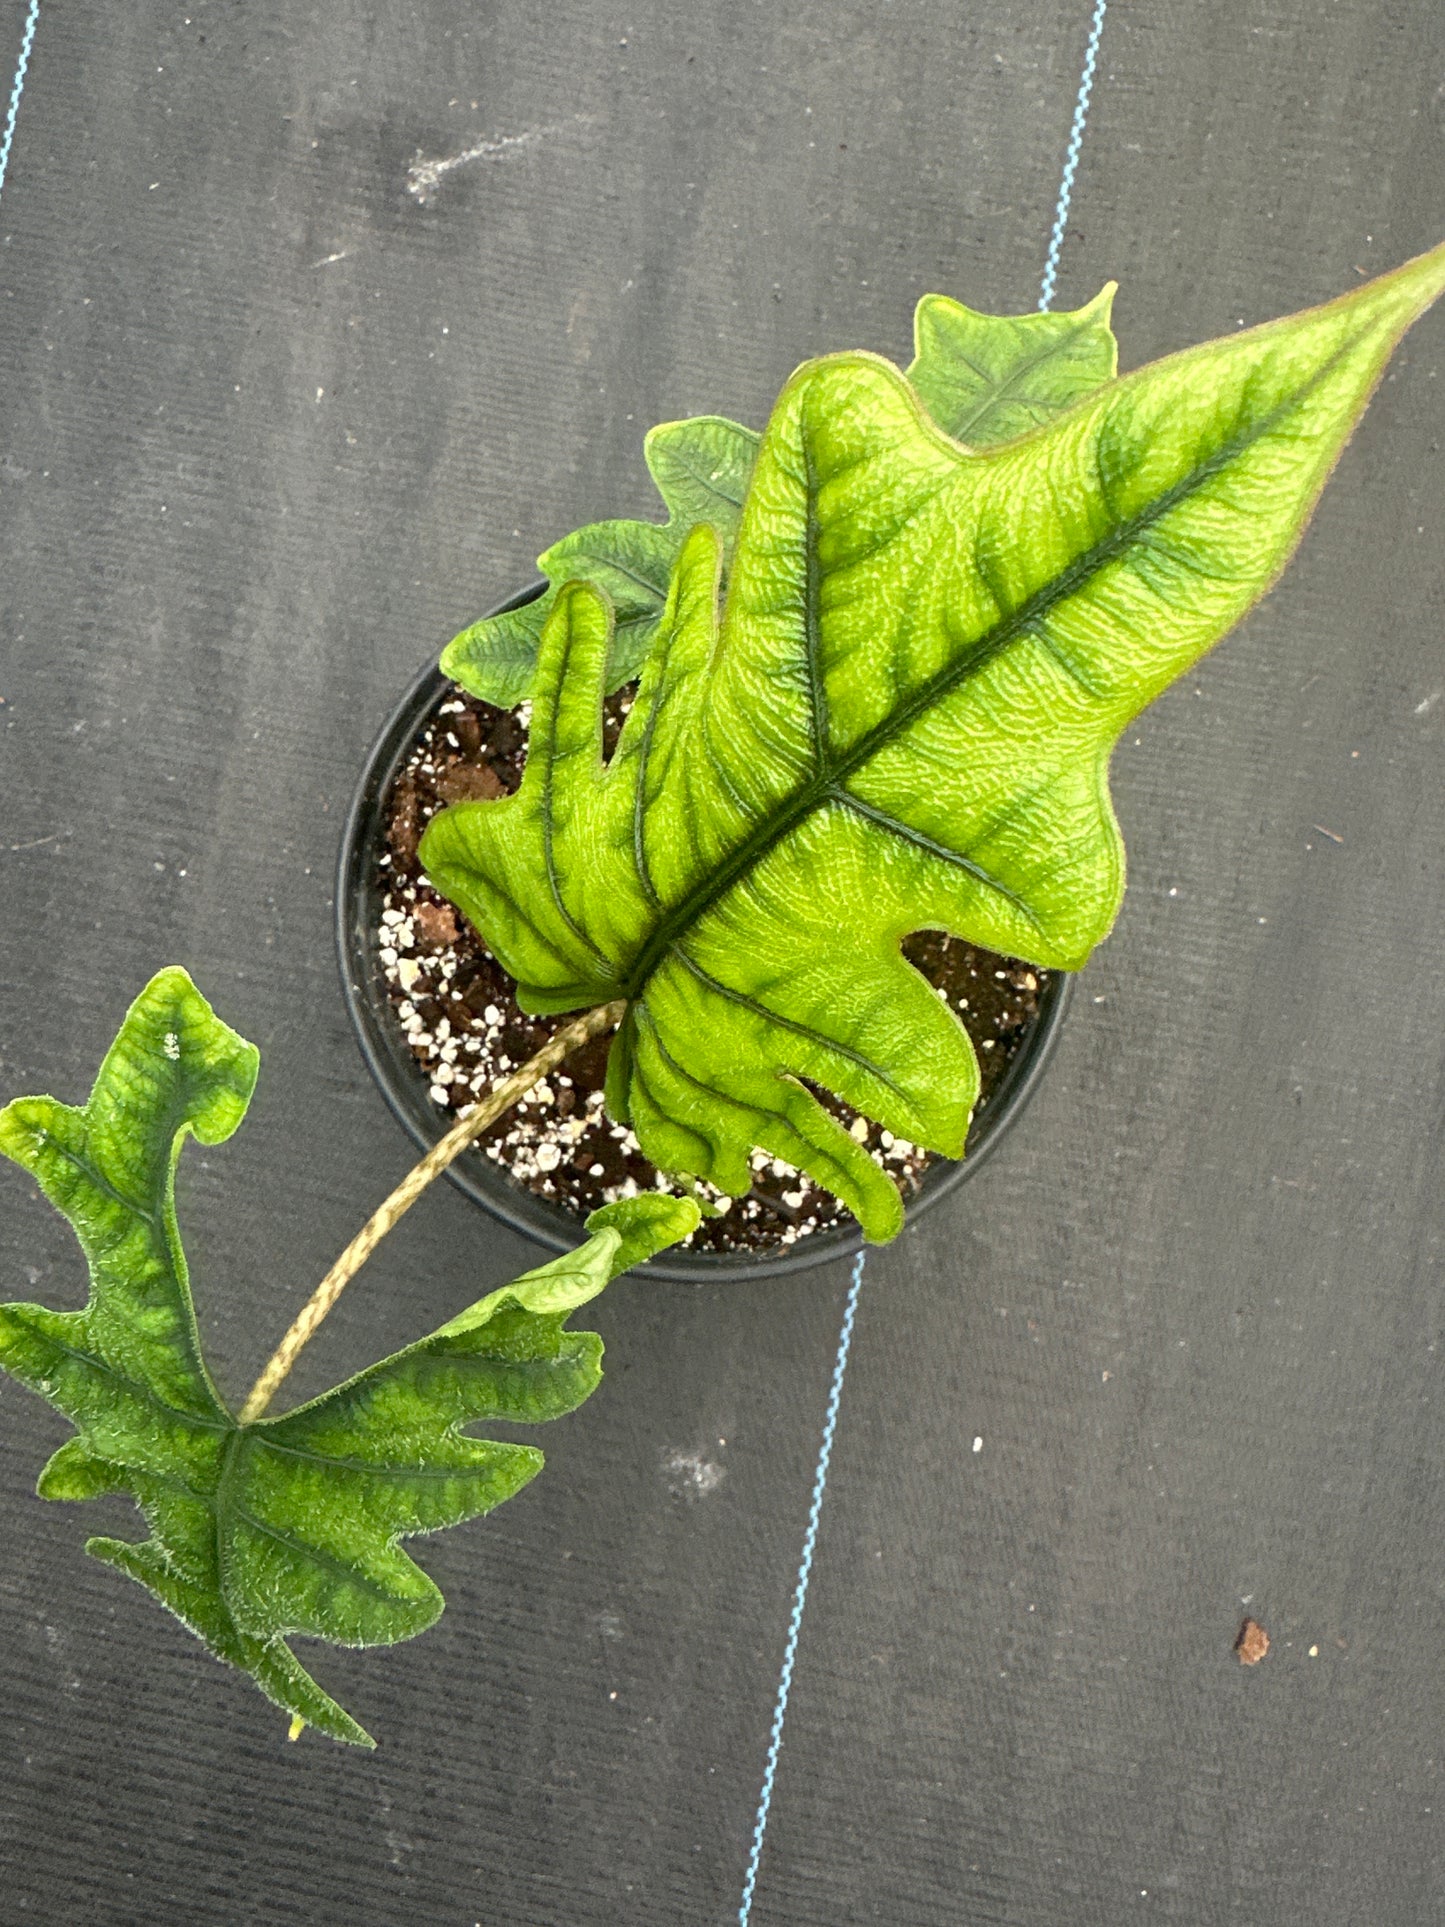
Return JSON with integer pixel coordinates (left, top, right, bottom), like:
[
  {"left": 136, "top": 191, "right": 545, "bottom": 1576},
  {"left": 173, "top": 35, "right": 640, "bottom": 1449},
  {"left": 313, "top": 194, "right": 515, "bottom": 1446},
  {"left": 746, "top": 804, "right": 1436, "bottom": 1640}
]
[{"left": 376, "top": 685, "right": 1052, "bottom": 1255}]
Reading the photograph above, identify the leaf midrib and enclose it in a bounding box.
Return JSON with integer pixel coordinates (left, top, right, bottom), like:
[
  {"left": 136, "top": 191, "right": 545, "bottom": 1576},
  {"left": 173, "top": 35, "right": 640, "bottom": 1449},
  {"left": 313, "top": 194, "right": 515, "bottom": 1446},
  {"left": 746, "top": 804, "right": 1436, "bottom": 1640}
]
[
  {"left": 253, "top": 1434, "right": 534, "bottom": 1481},
  {"left": 38, "top": 1323, "right": 229, "bottom": 1436},
  {"left": 214, "top": 1431, "right": 414, "bottom": 1615},
  {"left": 617, "top": 360, "right": 1336, "bottom": 1002}
]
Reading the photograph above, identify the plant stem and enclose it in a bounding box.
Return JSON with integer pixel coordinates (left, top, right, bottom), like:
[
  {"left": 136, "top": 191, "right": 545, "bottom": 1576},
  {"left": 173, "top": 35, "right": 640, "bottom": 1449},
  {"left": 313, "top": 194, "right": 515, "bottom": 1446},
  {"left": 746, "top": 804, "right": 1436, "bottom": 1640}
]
[{"left": 238, "top": 999, "right": 626, "bottom": 1424}]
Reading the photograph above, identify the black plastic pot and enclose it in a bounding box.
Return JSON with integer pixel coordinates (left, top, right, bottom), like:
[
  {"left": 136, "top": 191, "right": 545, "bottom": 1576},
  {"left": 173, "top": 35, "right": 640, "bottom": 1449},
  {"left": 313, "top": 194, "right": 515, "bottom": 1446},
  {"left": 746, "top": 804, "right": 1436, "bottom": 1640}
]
[{"left": 336, "top": 586, "right": 1074, "bottom": 1281}]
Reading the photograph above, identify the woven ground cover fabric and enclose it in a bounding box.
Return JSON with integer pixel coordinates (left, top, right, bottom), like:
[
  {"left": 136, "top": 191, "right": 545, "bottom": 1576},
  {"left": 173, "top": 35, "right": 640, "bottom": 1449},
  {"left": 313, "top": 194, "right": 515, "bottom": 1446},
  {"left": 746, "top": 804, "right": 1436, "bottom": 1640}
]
[{"left": 0, "top": 3, "right": 1441, "bottom": 1922}]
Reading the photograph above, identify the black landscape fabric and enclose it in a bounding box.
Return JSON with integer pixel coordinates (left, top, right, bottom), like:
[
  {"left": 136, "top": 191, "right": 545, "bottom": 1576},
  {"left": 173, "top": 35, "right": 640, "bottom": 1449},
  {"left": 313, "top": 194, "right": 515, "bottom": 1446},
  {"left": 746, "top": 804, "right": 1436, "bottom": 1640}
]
[{"left": 0, "top": 3, "right": 1441, "bottom": 1922}]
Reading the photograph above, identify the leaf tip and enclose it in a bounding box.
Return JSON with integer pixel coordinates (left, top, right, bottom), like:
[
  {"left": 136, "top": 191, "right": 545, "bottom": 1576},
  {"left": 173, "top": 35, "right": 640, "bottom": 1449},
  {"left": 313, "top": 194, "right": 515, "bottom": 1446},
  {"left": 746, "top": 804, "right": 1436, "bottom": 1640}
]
[
  {"left": 586, "top": 1192, "right": 702, "bottom": 1274},
  {"left": 860, "top": 1185, "right": 905, "bottom": 1247},
  {"left": 1304, "top": 237, "right": 1445, "bottom": 351},
  {"left": 0, "top": 1094, "right": 60, "bottom": 1171},
  {"left": 550, "top": 574, "right": 614, "bottom": 627},
  {"left": 146, "top": 962, "right": 200, "bottom": 999},
  {"left": 37, "top": 1439, "right": 123, "bottom": 1503},
  {"left": 1394, "top": 234, "right": 1445, "bottom": 316},
  {"left": 122, "top": 967, "right": 261, "bottom": 1145}
]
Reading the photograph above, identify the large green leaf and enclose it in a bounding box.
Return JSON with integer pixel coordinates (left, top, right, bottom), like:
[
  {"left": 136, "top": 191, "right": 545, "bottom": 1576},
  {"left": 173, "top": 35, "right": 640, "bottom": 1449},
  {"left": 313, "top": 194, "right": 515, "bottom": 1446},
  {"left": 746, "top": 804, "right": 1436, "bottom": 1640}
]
[
  {"left": 422, "top": 246, "right": 1445, "bottom": 1241},
  {"left": 0, "top": 970, "right": 698, "bottom": 1746},
  {"left": 441, "top": 290, "right": 1119, "bottom": 704}
]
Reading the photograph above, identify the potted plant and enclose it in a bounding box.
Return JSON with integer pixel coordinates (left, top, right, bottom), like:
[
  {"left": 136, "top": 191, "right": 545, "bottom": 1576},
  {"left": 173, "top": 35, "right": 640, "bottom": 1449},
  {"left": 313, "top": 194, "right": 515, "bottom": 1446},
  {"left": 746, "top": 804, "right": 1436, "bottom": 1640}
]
[
  {"left": 3, "top": 241, "right": 1442, "bottom": 1747},
  {"left": 336, "top": 286, "right": 1123, "bottom": 1277}
]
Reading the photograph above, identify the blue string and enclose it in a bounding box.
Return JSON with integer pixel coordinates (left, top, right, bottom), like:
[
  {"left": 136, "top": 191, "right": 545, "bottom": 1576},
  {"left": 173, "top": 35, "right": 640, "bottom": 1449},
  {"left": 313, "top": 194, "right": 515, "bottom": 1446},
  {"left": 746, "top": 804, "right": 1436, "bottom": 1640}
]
[
  {"left": 737, "top": 4, "right": 1111, "bottom": 1915},
  {"left": 0, "top": 0, "right": 39, "bottom": 209},
  {"left": 1038, "top": 0, "right": 1108, "bottom": 312},
  {"left": 737, "top": 1248, "right": 866, "bottom": 1926}
]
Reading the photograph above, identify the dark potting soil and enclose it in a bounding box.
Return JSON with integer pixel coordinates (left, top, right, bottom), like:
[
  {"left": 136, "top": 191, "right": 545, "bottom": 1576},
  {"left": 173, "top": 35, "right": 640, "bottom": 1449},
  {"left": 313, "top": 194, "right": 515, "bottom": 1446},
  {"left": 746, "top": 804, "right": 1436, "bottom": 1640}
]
[{"left": 375, "top": 685, "right": 1052, "bottom": 1255}]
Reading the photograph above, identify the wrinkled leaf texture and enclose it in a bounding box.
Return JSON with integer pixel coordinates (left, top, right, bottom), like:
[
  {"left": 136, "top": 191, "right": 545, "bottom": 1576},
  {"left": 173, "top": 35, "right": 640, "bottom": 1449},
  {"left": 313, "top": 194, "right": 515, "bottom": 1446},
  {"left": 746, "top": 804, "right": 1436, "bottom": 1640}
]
[
  {"left": 423, "top": 247, "right": 1445, "bottom": 1240},
  {"left": 441, "top": 287, "right": 1120, "bottom": 704},
  {"left": 0, "top": 970, "right": 698, "bottom": 1745}
]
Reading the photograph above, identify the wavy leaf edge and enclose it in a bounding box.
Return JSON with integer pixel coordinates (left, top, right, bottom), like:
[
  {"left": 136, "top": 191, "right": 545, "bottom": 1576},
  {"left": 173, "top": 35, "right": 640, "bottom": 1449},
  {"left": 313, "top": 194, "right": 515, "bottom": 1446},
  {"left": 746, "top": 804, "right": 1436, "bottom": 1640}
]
[
  {"left": 0, "top": 969, "right": 700, "bottom": 1746},
  {"left": 422, "top": 244, "right": 1445, "bottom": 1240}
]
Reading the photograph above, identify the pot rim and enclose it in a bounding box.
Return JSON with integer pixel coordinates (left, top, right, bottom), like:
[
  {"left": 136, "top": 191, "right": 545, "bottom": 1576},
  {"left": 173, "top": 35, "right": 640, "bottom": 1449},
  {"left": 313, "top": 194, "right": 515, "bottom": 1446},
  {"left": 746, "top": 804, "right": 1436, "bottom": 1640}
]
[{"left": 336, "top": 585, "right": 1075, "bottom": 1282}]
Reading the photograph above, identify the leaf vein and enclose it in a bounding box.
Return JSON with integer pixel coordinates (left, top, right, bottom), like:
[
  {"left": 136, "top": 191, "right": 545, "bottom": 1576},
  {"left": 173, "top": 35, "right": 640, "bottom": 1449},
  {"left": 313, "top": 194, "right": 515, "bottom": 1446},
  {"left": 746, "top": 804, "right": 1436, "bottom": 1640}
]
[
  {"left": 829, "top": 787, "right": 1045, "bottom": 931},
  {"left": 666, "top": 946, "right": 908, "bottom": 1102}
]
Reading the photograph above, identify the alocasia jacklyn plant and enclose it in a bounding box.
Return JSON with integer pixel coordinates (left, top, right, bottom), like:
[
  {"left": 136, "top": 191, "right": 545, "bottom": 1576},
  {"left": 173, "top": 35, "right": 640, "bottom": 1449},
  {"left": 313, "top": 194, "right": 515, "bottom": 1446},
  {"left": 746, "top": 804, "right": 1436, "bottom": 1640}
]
[
  {"left": 424, "top": 243, "right": 1445, "bottom": 1240},
  {"left": 3, "top": 243, "right": 1442, "bottom": 1745}
]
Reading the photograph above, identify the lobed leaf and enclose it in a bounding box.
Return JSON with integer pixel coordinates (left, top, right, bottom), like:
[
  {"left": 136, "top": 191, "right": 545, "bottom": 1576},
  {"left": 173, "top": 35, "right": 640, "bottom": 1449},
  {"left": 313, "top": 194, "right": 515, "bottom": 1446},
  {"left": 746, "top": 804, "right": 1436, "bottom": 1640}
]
[
  {"left": 906, "top": 282, "right": 1117, "bottom": 446},
  {"left": 443, "top": 415, "right": 757, "bottom": 707},
  {"left": 422, "top": 245, "right": 1445, "bottom": 1240},
  {"left": 441, "top": 290, "right": 1120, "bottom": 704},
  {"left": 0, "top": 972, "right": 698, "bottom": 1745}
]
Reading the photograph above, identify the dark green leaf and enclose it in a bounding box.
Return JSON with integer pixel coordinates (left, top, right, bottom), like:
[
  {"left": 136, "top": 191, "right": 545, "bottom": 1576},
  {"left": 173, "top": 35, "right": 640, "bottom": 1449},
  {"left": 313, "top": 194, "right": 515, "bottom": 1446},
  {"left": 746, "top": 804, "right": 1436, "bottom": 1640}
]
[
  {"left": 0, "top": 971, "right": 698, "bottom": 1745},
  {"left": 443, "top": 415, "right": 758, "bottom": 706}
]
